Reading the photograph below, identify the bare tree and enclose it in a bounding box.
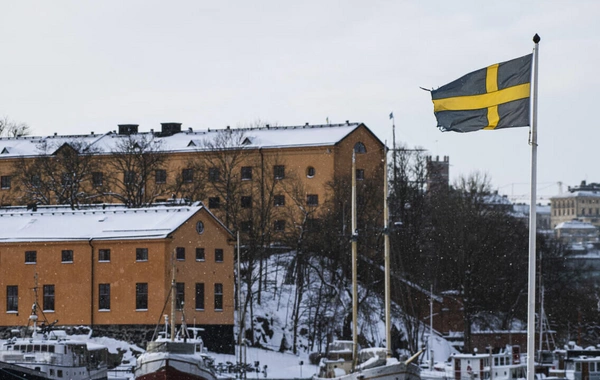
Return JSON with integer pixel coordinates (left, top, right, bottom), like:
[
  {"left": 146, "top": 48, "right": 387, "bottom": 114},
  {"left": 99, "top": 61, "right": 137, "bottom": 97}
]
[
  {"left": 107, "top": 134, "right": 167, "bottom": 207},
  {"left": 0, "top": 116, "right": 31, "bottom": 137},
  {"left": 13, "top": 140, "right": 101, "bottom": 209}
]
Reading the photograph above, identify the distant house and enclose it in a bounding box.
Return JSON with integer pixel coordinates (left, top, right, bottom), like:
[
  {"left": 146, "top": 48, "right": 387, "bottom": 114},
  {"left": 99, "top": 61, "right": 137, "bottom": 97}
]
[
  {"left": 0, "top": 203, "right": 235, "bottom": 353},
  {"left": 555, "top": 219, "right": 599, "bottom": 246},
  {"left": 550, "top": 181, "right": 600, "bottom": 229}
]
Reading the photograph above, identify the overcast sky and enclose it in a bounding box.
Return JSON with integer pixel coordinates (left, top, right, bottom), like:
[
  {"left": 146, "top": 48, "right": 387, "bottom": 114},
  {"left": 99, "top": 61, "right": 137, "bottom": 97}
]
[{"left": 1, "top": 1, "right": 597, "bottom": 203}]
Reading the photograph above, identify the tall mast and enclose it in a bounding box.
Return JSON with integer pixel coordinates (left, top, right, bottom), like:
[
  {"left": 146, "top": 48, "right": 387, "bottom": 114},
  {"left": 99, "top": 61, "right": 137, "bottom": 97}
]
[
  {"left": 171, "top": 250, "right": 176, "bottom": 341},
  {"left": 351, "top": 150, "right": 358, "bottom": 367},
  {"left": 384, "top": 147, "right": 392, "bottom": 358}
]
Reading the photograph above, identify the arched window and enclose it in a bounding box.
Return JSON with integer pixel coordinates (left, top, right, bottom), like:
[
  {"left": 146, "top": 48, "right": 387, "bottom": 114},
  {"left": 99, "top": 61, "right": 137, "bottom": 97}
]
[{"left": 354, "top": 142, "right": 366, "bottom": 154}]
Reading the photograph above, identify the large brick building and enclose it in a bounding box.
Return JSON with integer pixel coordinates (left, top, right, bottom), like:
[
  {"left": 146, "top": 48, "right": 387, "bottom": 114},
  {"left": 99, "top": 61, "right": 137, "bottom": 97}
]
[{"left": 0, "top": 203, "right": 235, "bottom": 352}]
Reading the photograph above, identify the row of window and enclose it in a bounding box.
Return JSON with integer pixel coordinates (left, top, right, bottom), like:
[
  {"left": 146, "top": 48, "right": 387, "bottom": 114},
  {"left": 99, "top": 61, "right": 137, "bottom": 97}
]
[
  {"left": 6, "top": 282, "right": 224, "bottom": 313},
  {"left": 553, "top": 208, "right": 600, "bottom": 217},
  {"left": 208, "top": 193, "right": 320, "bottom": 209},
  {"left": 23, "top": 247, "right": 225, "bottom": 264}
]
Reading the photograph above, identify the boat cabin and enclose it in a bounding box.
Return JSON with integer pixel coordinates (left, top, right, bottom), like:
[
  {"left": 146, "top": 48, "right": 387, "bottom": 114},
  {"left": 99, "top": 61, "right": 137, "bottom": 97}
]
[{"left": 573, "top": 356, "right": 600, "bottom": 380}]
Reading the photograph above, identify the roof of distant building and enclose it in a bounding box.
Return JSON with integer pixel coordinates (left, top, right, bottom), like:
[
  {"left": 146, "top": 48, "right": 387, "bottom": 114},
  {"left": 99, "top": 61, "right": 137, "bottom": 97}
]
[
  {"left": 0, "top": 122, "right": 381, "bottom": 158},
  {"left": 555, "top": 219, "right": 598, "bottom": 230},
  {"left": 0, "top": 202, "right": 230, "bottom": 242}
]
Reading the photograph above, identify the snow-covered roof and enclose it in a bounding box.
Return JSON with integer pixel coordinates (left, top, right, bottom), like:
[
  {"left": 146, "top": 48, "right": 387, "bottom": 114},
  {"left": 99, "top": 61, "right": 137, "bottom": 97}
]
[
  {"left": 0, "top": 202, "right": 220, "bottom": 242},
  {"left": 555, "top": 219, "right": 598, "bottom": 230},
  {"left": 0, "top": 122, "right": 376, "bottom": 158},
  {"left": 551, "top": 190, "right": 600, "bottom": 199}
]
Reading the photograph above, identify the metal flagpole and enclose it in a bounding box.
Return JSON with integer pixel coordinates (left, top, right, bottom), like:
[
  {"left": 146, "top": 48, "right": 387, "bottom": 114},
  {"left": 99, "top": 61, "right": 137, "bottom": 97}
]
[
  {"left": 351, "top": 150, "right": 359, "bottom": 369},
  {"left": 390, "top": 113, "right": 397, "bottom": 186},
  {"left": 383, "top": 146, "right": 392, "bottom": 358},
  {"left": 527, "top": 33, "right": 540, "bottom": 380}
]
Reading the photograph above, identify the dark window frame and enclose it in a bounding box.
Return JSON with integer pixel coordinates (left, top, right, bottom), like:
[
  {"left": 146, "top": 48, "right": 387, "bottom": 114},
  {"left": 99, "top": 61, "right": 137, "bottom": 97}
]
[
  {"left": 274, "top": 195, "right": 285, "bottom": 207},
  {"left": 241, "top": 195, "right": 252, "bottom": 208},
  {"left": 274, "top": 165, "right": 285, "bottom": 180},
  {"left": 356, "top": 169, "right": 365, "bottom": 181},
  {"left": 208, "top": 197, "right": 220, "bottom": 209},
  {"left": 196, "top": 248, "right": 205, "bottom": 261},
  {"left": 195, "top": 283, "right": 205, "bottom": 310},
  {"left": 176, "top": 282, "right": 185, "bottom": 310},
  {"left": 307, "top": 194, "right": 319, "bottom": 206},
  {"left": 136, "top": 283, "right": 148, "bottom": 310},
  {"left": 25, "top": 251, "right": 37, "bottom": 264},
  {"left": 241, "top": 166, "right": 252, "bottom": 180},
  {"left": 92, "top": 172, "right": 103, "bottom": 187},
  {"left": 99, "top": 283, "right": 110, "bottom": 310},
  {"left": 214, "top": 283, "right": 223, "bottom": 311},
  {"left": 182, "top": 168, "right": 194, "bottom": 183},
  {"left": 176, "top": 247, "right": 185, "bottom": 261},
  {"left": 136, "top": 248, "right": 149, "bottom": 262},
  {"left": 124, "top": 171, "right": 136, "bottom": 185},
  {"left": 274, "top": 220, "right": 286, "bottom": 231},
  {"left": 7, "top": 285, "right": 18, "bottom": 312},
  {"left": 155, "top": 169, "right": 167, "bottom": 184},
  {"left": 98, "top": 249, "right": 111, "bottom": 262},
  {"left": 208, "top": 167, "right": 220, "bottom": 182},
  {"left": 1, "top": 175, "right": 11, "bottom": 189},
  {"left": 43, "top": 285, "right": 55, "bottom": 311},
  {"left": 215, "top": 249, "right": 224, "bottom": 263},
  {"left": 61, "top": 250, "right": 73, "bottom": 263}
]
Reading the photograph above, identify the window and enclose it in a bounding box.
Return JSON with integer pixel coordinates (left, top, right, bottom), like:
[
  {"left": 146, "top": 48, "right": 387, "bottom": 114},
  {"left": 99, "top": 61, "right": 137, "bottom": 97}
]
[
  {"left": 196, "top": 221, "right": 204, "bottom": 234},
  {"left": 92, "top": 172, "right": 103, "bottom": 187},
  {"left": 176, "top": 282, "right": 185, "bottom": 310},
  {"left": 307, "top": 194, "right": 319, "bottom": 206},
  {"left": 61, "top": 250, "right": 73, "bottom": 263},
  {"left": 195, "top": 248, "right": 205, "bottom": 261},
  {"left": 274, "top": 220, "right": 286, "bottom": 231},
  {"left": 124, "top": 171, "right": 136, "bottom": 185},
  {"left": 98, "top": 249, "right": 110, "bottom": 262},
  {"left": 1, "top": 175, "right": 11, "bottom": 189},
  {"left": 274, "top": 165, "right": 285, "bottom": 180},
  {"left": 176, "top": 247, "right": 185, "bottom": 261},
  {"left": 306, "top": 166, "right": 315, "bottom": 178},
  {"left": 31, "top": 175, "right": 41, "bottom": 188},
  {"left": 155, "top": 169, "right": 167, "bottom": 184},
  {"left": 208, "top": 167, "right": 220, "bottom": 182},
  {"left": 7, "top": 286, "right": 18, "bottom": 312},
  {"left": 182, "top": 168, "right": 194, "bottom": 183},
  {"left": 25, "top": 251, "right": 36, "bottom": 264},
  {"left": 215, "top": 249, "right": 224, "bottom": 263},
  {"left": 306, "top": 218, "right": 319, "bottom": 232},
  {"left": 136, "top": 283, "right": 148, "bottom": 310},
  {"left": 195, "top": 283, "right": 205, "bottom": 310},
  {"left": 354, "top": 142, "right": 367, "bottom": 153},
  {"left": 241, "top": 220, "right": 252, "bottom": 233},
  {"left": 241, "top": 196, "right": 252, "bottom": 208},
  {"left": 99, "top": 284, "right": 110, "bottom": 310},
  {"left": 136, "top": 248, "right": 148, "bottom": 261},
  {"left": 43, "top": 285, "right": 55, "bottom": 311},
  {"left": 274, "top": 195, "right": 285, "bottom": 207},
  {"left": 209, "top": 197, "right": 220, "bottom": 209},
  {"left": 61, "top": 173, "right": 73, "bottom": 186},
  {"left": 356, "top": 169, "right": 365, "bottom": 181},
  {"left": 241, "top": 166, "right": 252, "bottom": 180},
  {"left": 214, "top": 283, "right": 223, "bottom": 311}
]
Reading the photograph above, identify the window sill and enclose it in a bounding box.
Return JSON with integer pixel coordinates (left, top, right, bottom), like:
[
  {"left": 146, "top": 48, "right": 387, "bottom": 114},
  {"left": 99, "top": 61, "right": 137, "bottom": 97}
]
[
  {"left": 6, "top": 311, "right": 17, "bottom": 314},
  {"left": 98, "top": 309, "right": 111, "bottom": 312},
  {"left": 136, "top": 309, "right": 148, "bottom": 312},
  {"left": 62, "top": 261, "right": 73, "bottom": 264}
]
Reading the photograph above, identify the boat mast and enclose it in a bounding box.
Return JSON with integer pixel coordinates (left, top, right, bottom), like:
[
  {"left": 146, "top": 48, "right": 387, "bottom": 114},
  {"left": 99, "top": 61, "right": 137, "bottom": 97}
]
[
  {"left": 351, "top": 150, "right": 358, "bottom": 367},
  {"left": 171, "top": 250, "right": 176, "bottom": 342},
  {"left": 384, "top": 147, "right": 392, "bottom": 358}
]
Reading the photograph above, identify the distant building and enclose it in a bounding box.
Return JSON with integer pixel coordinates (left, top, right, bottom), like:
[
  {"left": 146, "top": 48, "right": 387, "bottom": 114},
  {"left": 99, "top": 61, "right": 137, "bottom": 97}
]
[
  {"left": 512, "top": 203, "right": 552, "bottom": 233},
  {"left": 426, "top": 155, "right": 450, "bottom": 193},
  {"left": 0, "top": 203, "right": 235, "bottom": 353},
  {"left": 555, "top": 219, "right": 599, "bottom": 245},
  {"left": 550, "top": 181, "right": 600, "bottom": 229}
]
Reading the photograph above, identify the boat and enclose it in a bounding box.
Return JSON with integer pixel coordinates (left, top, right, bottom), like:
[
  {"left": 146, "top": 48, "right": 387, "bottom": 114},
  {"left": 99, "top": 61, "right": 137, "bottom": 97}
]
[
  {"left": 313, "top": 151, "right": 422, "bottom": 380},
  {"left": 134, "top": 258, "right": 217, "bottom": 380},
  {"left": 0, "top": 301, "right": 109, "bottom": 380}
]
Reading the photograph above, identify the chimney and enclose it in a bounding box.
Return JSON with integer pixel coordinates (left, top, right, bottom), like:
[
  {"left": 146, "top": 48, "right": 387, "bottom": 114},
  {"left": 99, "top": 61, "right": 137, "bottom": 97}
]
[
  {"left": 118, "top": 124, "right": 139, "bottom": 135},
  {"left": 161, "top": 122, "right": 182, "bottom": 136}
]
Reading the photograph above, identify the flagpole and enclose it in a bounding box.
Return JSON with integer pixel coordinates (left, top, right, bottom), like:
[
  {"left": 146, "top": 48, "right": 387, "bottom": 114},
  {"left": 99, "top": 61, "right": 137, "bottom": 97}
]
[
  {"left": 390, "top": 113, "right": 397, "bottom": 187},
  {"left": 527, "top": 33, "right": 540, "bottom": 380}
]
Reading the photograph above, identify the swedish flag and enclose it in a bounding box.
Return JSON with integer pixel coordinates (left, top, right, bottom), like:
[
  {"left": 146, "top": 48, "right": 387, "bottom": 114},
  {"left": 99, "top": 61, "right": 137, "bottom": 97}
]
[{"left": 431, "top": 54, "right": 533, "bottom": 133}]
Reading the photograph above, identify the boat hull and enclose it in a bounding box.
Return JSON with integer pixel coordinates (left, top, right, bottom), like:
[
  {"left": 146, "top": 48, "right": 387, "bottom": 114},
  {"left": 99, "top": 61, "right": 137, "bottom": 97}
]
[
  {"left": 313, "top": 361, "right": 421, "bottom": 380},
  {"left": 135, "top": 355, "right": 216, "bottom": 380}
]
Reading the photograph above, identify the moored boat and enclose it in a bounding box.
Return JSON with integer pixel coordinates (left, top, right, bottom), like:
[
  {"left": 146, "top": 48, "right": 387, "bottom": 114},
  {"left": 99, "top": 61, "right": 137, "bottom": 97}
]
[{"left": 0, "top": 304, "right": 108, "bottom": 380}]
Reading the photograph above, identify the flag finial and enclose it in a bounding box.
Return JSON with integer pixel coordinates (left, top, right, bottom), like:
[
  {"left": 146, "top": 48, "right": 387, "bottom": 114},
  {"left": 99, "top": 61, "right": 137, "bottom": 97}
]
[{"left": 533, "top": 34, "right": 540, "bottom": 43}]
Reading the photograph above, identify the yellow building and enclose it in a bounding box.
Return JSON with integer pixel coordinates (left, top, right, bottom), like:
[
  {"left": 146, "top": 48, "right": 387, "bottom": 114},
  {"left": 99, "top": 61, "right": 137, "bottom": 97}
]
[{"left": 0, "top": 203, "right": 235, "bottom": 353}]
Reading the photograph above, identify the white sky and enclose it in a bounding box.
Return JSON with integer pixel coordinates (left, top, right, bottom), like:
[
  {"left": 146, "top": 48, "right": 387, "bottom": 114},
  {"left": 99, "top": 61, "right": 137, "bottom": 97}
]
[{"left": 1, "top": 1, "right": 597, "bottom": 203}]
